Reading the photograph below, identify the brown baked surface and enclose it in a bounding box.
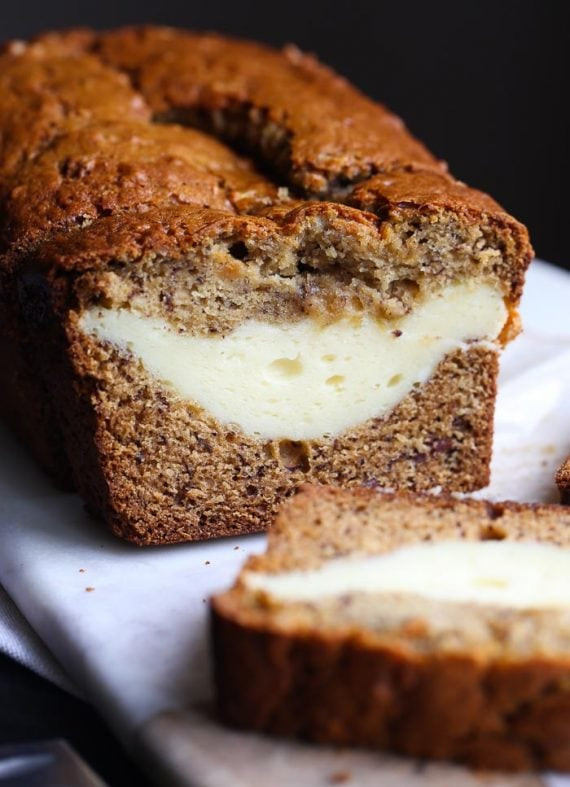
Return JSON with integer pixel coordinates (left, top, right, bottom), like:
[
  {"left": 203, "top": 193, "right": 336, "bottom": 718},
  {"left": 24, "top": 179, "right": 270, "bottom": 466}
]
[
  {"left": 94, "top": 27, "right": 442, "bottom": 194},
  {"left": 1, "top": 27, "right": 533, "bottom": 541},
  {"left": 0, "top": 27, "right": 531, "bottom": 271},
  {"left": 557, "top": 457, "right": 570, "bottom": 504},
  {"left": 212, "top": 486, "right": 570, "bottom": 771}
]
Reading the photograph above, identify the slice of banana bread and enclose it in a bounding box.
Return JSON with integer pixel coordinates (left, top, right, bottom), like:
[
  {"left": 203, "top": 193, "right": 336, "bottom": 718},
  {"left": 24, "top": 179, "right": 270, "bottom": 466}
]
[
  {"left": 3, "top": 27, "right": 532, "bottom": 543},
  {"left": 212, "top": 485, "right": 570, "bottom": 771},
  {"left": 557, "top": 458, "right": 570, "bottom": 504}
]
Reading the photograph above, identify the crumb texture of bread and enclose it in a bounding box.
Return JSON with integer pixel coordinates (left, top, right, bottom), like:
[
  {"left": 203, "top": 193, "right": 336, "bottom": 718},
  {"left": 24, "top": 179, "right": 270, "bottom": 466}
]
[
  {"left": 0, "top": 27, "right": 533, "bottom": 542},
  {"left": 556, "top": 457, "right": 570, "bottom": 504},
  {"left": 212, "top": 487, "right": 570, "bottom": 771}
]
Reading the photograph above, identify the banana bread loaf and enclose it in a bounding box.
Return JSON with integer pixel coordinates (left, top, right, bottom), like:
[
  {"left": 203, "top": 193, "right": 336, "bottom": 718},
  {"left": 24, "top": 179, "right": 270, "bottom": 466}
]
[
  {"left": 212, "top": 485, "right": 570, "bottom": 771},
  {"left": 2, "top": 27, "right": 532, "bottom": 543}
]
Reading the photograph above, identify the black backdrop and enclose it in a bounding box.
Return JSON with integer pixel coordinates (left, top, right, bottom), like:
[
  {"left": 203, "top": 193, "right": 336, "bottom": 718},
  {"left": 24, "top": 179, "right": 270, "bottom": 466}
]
[{"left": 1, "top": 0, "right": 568, "bottom": 268}]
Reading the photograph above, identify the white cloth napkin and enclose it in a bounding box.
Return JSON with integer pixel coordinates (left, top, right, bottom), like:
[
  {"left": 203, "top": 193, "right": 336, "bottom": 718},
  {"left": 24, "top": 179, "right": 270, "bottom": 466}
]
[{"left": 0, "top": 583, "right": 77, "bottom": 694}]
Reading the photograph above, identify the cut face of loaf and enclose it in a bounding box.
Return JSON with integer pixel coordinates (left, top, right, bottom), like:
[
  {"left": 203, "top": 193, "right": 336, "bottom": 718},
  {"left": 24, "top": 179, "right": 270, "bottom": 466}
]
[
  {"left": 23, "top": 202, "right": 512, "bottom": 544},
  {"left": 212, "top": 486, "right": 570, "bottom": 772},
  {"left": 1, "top": 27, "right": 532, "bottom": 541}
]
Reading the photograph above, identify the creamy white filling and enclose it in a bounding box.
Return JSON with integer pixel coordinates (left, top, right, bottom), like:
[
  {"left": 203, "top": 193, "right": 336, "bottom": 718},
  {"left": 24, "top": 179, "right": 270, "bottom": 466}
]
[
  {"left": 79, "top": 281, "right": 506, "bottom": 441},
  {"left": 243, "top": 541, "right": 570, "bottom": 609}
]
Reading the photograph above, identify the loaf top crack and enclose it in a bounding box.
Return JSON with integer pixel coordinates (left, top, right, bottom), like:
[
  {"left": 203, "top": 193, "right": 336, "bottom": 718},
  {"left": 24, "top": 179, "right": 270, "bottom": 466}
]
[{"left": 1, "top": 25, "right": 531, "bottom": 302}]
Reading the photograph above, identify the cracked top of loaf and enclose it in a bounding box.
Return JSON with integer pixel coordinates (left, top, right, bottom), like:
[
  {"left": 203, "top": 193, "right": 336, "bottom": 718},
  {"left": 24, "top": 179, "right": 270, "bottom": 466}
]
[{"left": 1, "top": 26, "right": 532, "bottom": 302}]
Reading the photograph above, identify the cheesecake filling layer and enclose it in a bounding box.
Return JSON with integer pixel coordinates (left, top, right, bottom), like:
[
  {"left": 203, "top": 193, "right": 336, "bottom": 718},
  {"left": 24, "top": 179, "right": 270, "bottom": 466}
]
[
  {"left": 244, "top": 540, "right": 570, "bottom": 609},
  {"left": 79, "top": 281, "right": 507, "bottom": 441}
]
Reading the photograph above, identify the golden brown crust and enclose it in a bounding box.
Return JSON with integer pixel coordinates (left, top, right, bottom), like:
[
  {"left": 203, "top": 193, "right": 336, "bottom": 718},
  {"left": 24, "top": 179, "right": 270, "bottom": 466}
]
[
  {"left": 0, "top": 26, "right": 532, "bottom": 302},
  {"left": 0, "top": 33, "right": 148, "bottom": 186},
  {"left": 93, "top": 28, "right": 533, "bottom": 289},
  {"left": 26, "top": 206, "right": 282, "bottom": 273},
  {"left": 94, "top": 27, "right": 442, "bottom": 193},
  {"left": 0, "top": 34, "right": 149, "bottom": 480},
  {"left": 556, "top": 457, "right": 570, "bottom": 505},
  {"left": 0, "top": 25, "right": 533, "bottom": 264},
  {"left": 2, "top": 120, "right": 275, "bottom": 253},
  {"left": 212, "top": 488, "right": 570, "bottom": 770},
  {"left": 211, "top": 608, "right": 570, "bottom": 771},
  {"left": 349, "top": 169, "right": 506, "bottom": 216}
]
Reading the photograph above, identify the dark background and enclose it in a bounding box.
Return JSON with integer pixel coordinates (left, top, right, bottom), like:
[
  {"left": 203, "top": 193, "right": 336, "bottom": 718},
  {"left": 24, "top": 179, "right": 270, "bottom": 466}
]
[{"left": 1, "top": 0, "right": 568, "bottom": 268}]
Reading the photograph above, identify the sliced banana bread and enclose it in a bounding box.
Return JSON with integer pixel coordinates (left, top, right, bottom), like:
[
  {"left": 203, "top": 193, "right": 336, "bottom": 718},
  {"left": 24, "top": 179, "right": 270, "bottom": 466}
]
[{"left": 212, "top": 485, "right": 570, "bottom": 771}]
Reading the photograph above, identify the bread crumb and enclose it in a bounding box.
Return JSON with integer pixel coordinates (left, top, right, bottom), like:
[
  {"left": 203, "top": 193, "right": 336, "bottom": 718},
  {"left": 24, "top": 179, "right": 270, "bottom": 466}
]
[
  {"left": 205, "top": 560, "right": 210, "bottom": 565},
  {"left": 79, "top": 568, "right": 85, "bottom": 573},
  {"left": 85, "top": 586, "right": 95, "bottom": 592},
  {"left": 328, "top": 771, "right": 351, "bottom": 784}
]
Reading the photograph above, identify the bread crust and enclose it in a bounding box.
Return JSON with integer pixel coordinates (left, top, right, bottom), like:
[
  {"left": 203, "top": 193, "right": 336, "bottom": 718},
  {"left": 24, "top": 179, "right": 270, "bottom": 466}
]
[
  {"left": 212, "top": 606, "right": 570, "bottom": 771},
  {"left": 1, "top": 27, "right": 533, "bottom": 280},
  {"left": 212, "top": 487, "right": 570, "bottom": 770},
  {"left": 95, "top": 27, "right": 443, "bottom": 191}
]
